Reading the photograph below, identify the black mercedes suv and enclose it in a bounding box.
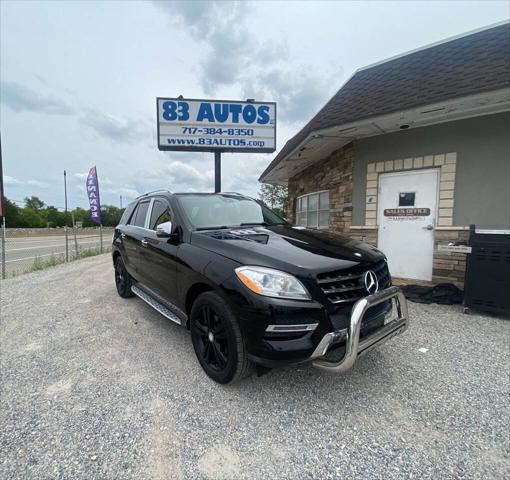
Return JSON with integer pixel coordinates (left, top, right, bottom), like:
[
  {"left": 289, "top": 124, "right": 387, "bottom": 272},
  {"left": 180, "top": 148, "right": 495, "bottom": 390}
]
[{"left": 112, "top": 191, "right": 408, "bottom": 384}]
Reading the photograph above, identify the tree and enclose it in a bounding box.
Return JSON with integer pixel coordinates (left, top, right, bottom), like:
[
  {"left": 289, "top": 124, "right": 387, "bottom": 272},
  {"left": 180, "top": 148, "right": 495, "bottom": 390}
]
[
  {"left": 72, "top": 207, "right": 93, "bottom": 227},
  {"left": 259, "top": 183, "right": 288, "bottom": 219},
  {"left": 24, "top": 196, "right": 45, "bottom": 212},
  {"left": 2, "top": 197, "right": 21, "bottom": 226},
  {"left": 1, "top": 195, "right": 124, "bottom": 228},
  {"left": 17, "top": 207, "right": 45, "bottom": 228},
  {"left": 100, "top": 205, "right": 123, "bottom": 226},
  {"left": 44, "top": 206, "right": 65, "bottom": 228}
]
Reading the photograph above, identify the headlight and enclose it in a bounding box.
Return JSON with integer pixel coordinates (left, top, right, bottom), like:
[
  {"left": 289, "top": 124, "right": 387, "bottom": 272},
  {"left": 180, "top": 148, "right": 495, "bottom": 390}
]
[{"left": 235, "top": 266, "right": 311, "bottom": 300}]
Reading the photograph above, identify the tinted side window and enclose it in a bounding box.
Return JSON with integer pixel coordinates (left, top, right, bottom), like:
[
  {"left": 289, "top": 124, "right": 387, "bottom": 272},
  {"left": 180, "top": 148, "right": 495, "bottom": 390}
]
[
  {"left": 149, "top": 200, "right": 172, "bottom": 230},
  {"left": 130, "top": 201, "right": 150, "bottom": 227}
]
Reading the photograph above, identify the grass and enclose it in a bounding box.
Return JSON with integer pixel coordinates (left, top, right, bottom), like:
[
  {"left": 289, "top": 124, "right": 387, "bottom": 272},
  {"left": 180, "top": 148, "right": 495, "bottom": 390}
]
[
  {"left": 5, "top": 246, "right": 112, "bottom": 278},
  {"left": 30, "top": 253, "right": 66, "bottom": 272}
]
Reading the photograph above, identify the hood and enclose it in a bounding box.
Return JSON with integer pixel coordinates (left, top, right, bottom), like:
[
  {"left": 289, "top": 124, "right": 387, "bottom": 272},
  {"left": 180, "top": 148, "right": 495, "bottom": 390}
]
[{"left": 191, "top": 225, "right": 385, "bottom": 276}]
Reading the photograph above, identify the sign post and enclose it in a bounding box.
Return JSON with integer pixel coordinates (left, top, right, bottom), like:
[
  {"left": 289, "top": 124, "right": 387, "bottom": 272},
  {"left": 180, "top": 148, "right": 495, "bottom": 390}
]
[
  {"left": 214, "top": 151, "right": 221, "bottom": 193},
  {"left": 157, "top": 98, "right": 276, "bottom": 191}
]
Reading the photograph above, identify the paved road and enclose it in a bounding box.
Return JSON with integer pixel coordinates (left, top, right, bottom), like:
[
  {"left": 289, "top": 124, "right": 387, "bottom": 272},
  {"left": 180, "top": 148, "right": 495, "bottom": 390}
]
[
  {"left": 1, "top": 255, "right": 509, "bottom": 479},
  {"left": 3, "top": 233, "right": 112, "bottom": 275}
]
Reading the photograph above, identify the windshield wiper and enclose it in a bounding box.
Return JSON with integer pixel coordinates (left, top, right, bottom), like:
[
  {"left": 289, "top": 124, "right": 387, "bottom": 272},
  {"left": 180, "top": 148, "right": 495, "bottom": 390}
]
[
  {"left": 195, "top": 226, "right": 230, "bottom": 231},
  {"left": 240, "top": 222, "right": 287, "bottom": 226}
]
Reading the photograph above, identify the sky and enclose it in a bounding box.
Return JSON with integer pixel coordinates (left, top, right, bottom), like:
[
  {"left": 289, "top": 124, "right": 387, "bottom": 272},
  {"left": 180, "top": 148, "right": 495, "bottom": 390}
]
[{"left": 1, "top": 0, "right": 509, "bottom": 211}]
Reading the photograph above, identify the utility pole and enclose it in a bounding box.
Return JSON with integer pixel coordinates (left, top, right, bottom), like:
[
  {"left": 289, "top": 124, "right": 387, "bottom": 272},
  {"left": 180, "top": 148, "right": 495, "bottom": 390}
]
[
  {"left": 64, "top": 170, "right": 69, "bottom": 262},
  {"left": 120, "top": 195, "right": 123, "bottom": 209}
]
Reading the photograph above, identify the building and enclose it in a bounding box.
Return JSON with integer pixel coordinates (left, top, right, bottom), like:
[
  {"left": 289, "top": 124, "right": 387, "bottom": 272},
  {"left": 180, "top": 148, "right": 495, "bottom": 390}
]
[{"left": 259, "top": 22, "right": 510, "bottom": 287}]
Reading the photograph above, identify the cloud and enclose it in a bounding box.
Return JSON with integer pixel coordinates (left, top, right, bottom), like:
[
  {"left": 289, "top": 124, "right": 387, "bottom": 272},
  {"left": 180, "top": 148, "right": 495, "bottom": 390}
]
[
  {"left": 115, "top": 187, "right": 141, "bottom": 198},
  {"left": 246, "top": 67, "right": 339, "bottom": 124},
  {"left": 3, "top": 176, "right": 49, "bottom": 189},
  {"left": 158, "top": 0, "right": 218, "bottom": 37},
  {"left": 79, "top": 109, "right": 148, "bottom": 143},
  {"left": 155, "top": 1, "right": 336, "bottom": 123},
  {"left": 157, "top": 1, "right": 251, "bottom": 93},
  {"left": 0, "top": 81, "right": 75, "bottom": 115},
  {"left": 4, "top": 175, "right": 22, "bottom": 185},
  {"left": 140, "top": 160, "right": 214, "bottom": 191},
  {"left": 2, "top": 81, "right": 147, "bottom": 144},
  {"left": 26, "top": 180, "right": 49, "bottom": 188},
  {"left": 102, "top": 185, "right": 141, "bottom": 199},
  {"left": 222, "top": 155, "right": 269, "bottom": 194}
]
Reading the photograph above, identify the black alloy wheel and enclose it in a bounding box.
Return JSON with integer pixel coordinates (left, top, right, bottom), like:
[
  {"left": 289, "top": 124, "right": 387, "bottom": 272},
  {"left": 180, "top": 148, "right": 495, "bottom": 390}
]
[
  {"left": 193, "top": 306, "right": 229, "bottom": 371},
  {"left": 190, "top": 291, "right": 253, "bottom": 384},
  {"left": 114, "top": 256, "right": 134, "bottom": 298}
]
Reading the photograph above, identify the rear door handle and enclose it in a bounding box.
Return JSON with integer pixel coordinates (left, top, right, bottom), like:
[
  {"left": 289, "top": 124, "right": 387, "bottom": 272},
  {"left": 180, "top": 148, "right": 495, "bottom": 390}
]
[
  {"left": 422, "top": 225, "right": 434, "bottom": 231},
  {"left": 141, "top": 239, "right": 149, "bottom": 247}
]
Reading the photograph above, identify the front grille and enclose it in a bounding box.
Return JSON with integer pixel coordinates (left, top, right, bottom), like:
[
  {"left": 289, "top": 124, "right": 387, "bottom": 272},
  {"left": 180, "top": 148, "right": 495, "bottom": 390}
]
[{"left": 317, "top": 259, "right": 390, "bottom": 305}]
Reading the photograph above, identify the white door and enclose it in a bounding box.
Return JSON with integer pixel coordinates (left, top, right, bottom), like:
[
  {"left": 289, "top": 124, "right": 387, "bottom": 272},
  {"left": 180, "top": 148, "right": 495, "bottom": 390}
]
[{"left": 377, "top": 169, "right": 439, "bottom": 281}]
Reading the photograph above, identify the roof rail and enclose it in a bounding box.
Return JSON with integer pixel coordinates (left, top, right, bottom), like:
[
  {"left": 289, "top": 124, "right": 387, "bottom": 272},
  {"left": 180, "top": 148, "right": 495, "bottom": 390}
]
[{"left": 137, "top": 189, "right": 172, "bottom": 199}]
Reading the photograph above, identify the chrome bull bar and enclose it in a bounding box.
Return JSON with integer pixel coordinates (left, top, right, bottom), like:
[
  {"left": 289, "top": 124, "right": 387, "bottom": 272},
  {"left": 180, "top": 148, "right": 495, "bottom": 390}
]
[{"left": 311, "top": 286, "right": 409, "bottom": 372}]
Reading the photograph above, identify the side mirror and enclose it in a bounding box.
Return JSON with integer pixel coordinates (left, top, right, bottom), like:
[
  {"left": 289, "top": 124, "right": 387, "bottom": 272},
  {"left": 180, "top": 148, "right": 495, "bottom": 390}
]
[{"left": 156, "top": 221, "right": 172, "bottom": 237}]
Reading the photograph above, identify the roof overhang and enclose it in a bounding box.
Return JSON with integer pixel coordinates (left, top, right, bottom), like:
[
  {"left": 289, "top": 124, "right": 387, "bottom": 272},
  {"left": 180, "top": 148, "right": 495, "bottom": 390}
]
[{"left": 261, "top": 88, "right": 510, "bottom": 184}]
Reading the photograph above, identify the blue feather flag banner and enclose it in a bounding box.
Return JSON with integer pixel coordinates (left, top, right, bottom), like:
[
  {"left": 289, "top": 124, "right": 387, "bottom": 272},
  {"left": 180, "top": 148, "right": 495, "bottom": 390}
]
[{"left": 86, "top": 166, "right": 101, "bottom": 225}]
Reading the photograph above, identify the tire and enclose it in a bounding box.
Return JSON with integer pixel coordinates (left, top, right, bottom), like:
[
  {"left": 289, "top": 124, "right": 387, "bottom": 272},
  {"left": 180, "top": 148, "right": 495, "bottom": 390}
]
[
  {"left": 190, "top": 291, "right": 253, "bottom": 384},
  {"left": 114, "top": 255, "right": 134, "bottom": 298}
]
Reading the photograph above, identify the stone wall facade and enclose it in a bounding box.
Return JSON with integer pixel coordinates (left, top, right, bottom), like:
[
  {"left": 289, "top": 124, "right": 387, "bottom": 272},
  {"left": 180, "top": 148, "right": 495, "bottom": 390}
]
[
  {"left": 286, "top": 142, "right": 468, "bottom": 287},
  {"left": 432, "top": 228, "right": 469, "bottom": 288},
  {"left": 287, "top": 144, "right": 354, "bottom": 234}
]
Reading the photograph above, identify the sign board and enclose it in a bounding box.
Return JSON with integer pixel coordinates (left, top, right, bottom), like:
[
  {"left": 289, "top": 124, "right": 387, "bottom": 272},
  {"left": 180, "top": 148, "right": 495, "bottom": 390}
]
[
  {"left": 157, "top": 98, "right": 276, "bottom": 153},
  {"left": 384, "top": 208, "right": 431, "bottom": 217},
  {"left": 438, "top": 244, "right": 472, "bottom": 253}
]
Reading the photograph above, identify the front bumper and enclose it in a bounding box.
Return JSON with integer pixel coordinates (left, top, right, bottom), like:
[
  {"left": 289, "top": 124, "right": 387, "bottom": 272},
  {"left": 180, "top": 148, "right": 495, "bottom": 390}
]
[{"left": 311, "top": 286, "right": 408, "bottom": 372}]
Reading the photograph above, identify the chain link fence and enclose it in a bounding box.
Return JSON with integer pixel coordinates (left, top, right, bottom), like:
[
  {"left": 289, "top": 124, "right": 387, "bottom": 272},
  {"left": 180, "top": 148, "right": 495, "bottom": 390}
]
[{"left": 0, "top": 227, "right": 114, "bottom": 279}]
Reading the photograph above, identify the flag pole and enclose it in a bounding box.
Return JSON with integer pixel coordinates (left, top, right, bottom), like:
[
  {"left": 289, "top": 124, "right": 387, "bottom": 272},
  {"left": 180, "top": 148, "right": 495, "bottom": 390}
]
[{"left": 96, "top": 166, "right": 103, "bottom": 253}]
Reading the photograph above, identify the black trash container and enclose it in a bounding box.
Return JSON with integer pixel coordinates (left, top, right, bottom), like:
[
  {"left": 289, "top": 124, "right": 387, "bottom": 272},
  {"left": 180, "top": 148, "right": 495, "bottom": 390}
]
[{"left": 464, "top": 225, "right": 510, "bottom": 315}]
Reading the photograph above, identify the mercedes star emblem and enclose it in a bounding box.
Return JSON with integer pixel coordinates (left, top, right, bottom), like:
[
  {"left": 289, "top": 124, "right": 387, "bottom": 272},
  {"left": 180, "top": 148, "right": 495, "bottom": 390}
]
[{"left": 363, "top": 270, "right": 379, "bottom": 294}]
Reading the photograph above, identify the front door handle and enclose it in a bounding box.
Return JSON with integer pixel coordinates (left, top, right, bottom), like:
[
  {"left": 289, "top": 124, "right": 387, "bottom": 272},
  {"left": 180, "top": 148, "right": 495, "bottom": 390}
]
[
  {"left": 422, "top": 224, "right": 434, "bottom": 231},
  {"left": 141, "top": 238, "right": 149, "bottom": 247}
]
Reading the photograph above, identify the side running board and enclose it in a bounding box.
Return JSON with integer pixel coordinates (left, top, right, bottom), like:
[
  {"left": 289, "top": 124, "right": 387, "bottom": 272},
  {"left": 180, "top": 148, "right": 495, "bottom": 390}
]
[{"left": 131, "top": 284, "right": 186, "bottom": 326}]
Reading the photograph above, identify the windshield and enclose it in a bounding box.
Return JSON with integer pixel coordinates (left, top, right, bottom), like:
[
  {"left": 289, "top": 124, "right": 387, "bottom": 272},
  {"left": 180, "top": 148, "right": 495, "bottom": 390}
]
[{"left": 176, "top": 194, "right": 287, "bottom": 230}]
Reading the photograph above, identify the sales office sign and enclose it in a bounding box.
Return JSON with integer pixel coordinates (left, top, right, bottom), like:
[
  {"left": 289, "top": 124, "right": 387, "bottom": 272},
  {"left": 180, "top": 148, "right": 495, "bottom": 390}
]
[{"left": 157, "top": 98, "right": 276, "bottom": 153}]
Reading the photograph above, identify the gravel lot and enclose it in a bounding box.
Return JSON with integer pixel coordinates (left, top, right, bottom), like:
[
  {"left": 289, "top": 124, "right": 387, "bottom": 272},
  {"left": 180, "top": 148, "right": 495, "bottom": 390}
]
[{"left": 1, "top": 254, "right": 509, "bottom": 479}]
